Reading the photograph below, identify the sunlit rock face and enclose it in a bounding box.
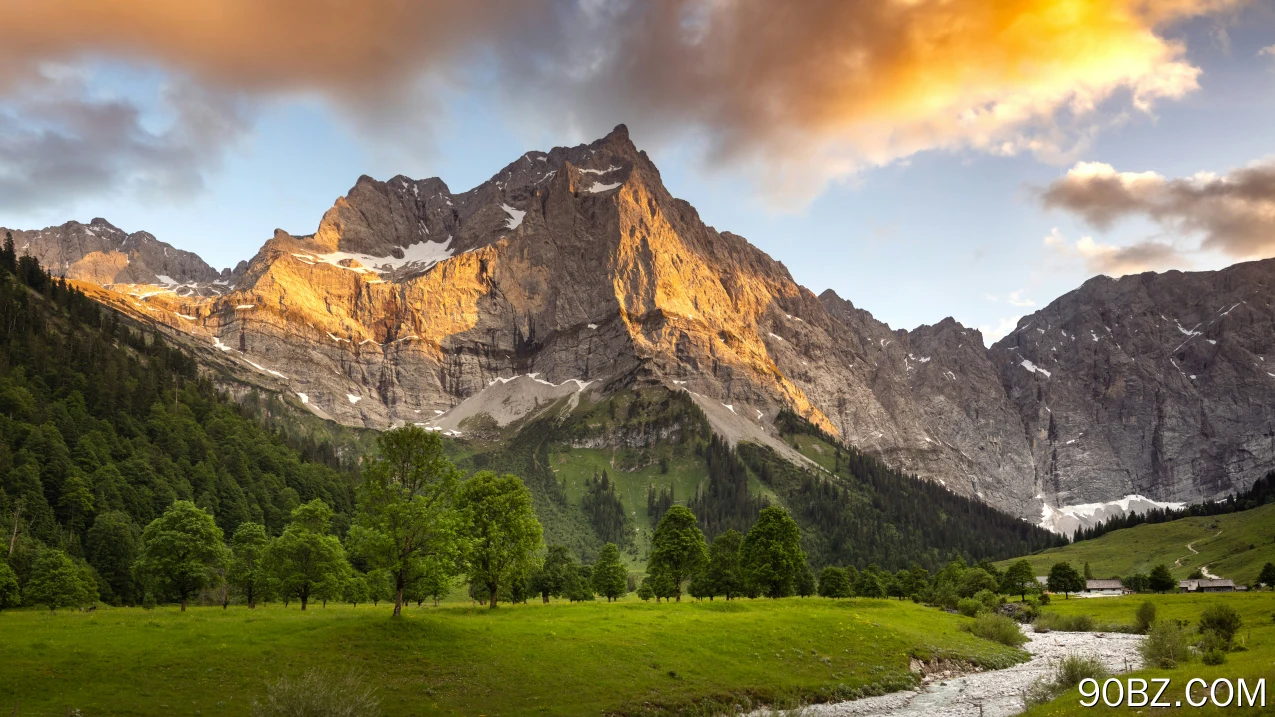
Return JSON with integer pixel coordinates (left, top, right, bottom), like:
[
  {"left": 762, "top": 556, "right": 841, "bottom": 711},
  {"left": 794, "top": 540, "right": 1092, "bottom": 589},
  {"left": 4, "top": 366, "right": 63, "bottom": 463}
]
[{"left": 15, "top": 126, "right": 1275, "bottom": 524}]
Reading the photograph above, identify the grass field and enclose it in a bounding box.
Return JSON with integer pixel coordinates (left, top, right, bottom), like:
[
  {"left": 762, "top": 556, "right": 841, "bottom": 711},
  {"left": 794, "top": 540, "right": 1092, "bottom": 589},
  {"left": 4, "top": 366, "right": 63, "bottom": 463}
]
[
  {"left": 1021, "top": 591, "right": 1275, "bottom": 716},
  {"left": 0, "top": 598, "right": 1026, "bottom": 717},
  {"left": 996, "top": 503, "right": 1275, "bottom": 586}
]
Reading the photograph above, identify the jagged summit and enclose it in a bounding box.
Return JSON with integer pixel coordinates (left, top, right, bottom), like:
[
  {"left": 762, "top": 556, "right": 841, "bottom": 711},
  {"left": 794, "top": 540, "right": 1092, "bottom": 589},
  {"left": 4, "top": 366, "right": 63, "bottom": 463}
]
[{"left": 13, "top": 126, "right": 1275, "bottom": 529}]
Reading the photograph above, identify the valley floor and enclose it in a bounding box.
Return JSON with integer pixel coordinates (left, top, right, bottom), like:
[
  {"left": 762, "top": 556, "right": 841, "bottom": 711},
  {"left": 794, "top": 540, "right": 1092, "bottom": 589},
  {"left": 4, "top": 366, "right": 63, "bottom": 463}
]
[{"left": 0, "top": 598, "right": 1023, "bottom": 717}]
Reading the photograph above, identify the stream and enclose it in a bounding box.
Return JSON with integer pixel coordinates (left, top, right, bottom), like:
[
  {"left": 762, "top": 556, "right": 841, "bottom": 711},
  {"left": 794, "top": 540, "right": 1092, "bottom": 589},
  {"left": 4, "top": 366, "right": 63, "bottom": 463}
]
[{"left": 764, "top": 630, "right": 1144, "bottom": 717}]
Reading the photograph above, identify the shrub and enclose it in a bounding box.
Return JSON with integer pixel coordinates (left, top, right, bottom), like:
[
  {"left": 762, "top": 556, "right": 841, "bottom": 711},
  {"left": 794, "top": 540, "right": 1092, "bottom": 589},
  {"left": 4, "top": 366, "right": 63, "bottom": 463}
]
[
  {"left": 1134, "top": 601, "right": 1157, "bottom": 634},
  {"left": 1034, "top": 612, "right": 1094, "bottom": 633},
  {"left": 957, "top": 598, "right": 983, "bottom": 618},
  {"left": 1201, "top": 649, "right": 1228, "bottom": 666},
  {"left": 253, "top": 669, "right": 380, "bottom": 717},
  {"left": 1141, "top": 620, "right": 1192, "bottom": 669},
  {"left": 973, "top": 589, "right": 1002, "bottom": 611},
  {"left": 968, "top": 613, "right": 1029, "bottom": 647},
  {"left": 1024, "top": 654, "right": 1109, "bottom": 708},
  {"left": 1197, "top": 604, "right": 1242, "bottom": 648}
]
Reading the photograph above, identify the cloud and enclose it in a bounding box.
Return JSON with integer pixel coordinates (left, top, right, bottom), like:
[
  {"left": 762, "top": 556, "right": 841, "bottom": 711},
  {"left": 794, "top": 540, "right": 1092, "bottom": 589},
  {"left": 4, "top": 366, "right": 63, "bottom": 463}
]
[
  {"left": 1041, "top": 159, "right": 1275, "bottom": 259},
  {"left": 0, "top": 0, "right": 1245, "bottom": 207},
  {"left": 0, "top": 66, "right": 251, "bottom": 212},
  {"left": 1042, "top": 227, "right": 1187, "bottom": 276},
  {"left": 1261, "top": 45, "right": 1275, "bottom": 57}
]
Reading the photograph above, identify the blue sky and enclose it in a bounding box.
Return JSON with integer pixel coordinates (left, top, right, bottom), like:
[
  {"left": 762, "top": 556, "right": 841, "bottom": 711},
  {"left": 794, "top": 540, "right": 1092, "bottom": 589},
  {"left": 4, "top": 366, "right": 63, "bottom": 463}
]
[{"left": 2, "top": 1, "right": 1274, "bottom": 343}]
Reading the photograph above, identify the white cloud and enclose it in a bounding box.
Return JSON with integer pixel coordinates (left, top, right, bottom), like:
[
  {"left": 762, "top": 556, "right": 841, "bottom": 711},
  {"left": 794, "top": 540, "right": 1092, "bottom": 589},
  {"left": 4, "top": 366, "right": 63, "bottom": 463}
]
[
  {"left": 978, "top": 316, "right": 1024, "bottom": 345},
  {"left": 1042, "top": 227, "right": 1186, "bottom": 276},
  {"left": 985, "top": 290, "right": 1036, "bottom": 308}
]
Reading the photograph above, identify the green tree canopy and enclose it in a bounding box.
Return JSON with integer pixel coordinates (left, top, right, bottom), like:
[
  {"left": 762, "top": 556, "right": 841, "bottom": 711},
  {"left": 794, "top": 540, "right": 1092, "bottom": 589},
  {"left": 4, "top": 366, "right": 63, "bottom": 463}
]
[
  {"left": 25, "top": 548, "right": 95, "bottom": 611},
  {"left": 1047, "top": 561, "right": 1085, "bottom": 599},
  {"left": 349, "top": 427, "right": 461, "bottom": 617},
  {"left": 457, "top": 471, "right": 544, "bottom": 608},
  {"left": 227, "top": 521, "right": 272, "bottom": 608},
  {"left": 591, "top": 543, "right": 628, "bottom": 602},
  {"left": 739, "top": 506, "right": 805, "bottom": 598},
  {"left": 530, "top": 545, "right": 579, "bottom": 603},
  {"left": 1259, "top": 562, "right": 1275, "bottom": 589},
  {"left": 818, "top": 566, "right": 851, "bottom": 598},
  {"left": 854, "top": 569, "right": 885, "bottom": 598},
  {"left": 704, "top": 529, "right": 744, "bottom": 600},
  {"left": 1000, "top": 559, "right": 1036, "bottom": 600},
  {"left": 0, "top": 560, "right": 21, "bottom": 609},
  {"left": 86, "top": 511, "right": 139, "bottom": 605},
  {"left": 647, "top": 505, "right": 707, "bottom": 602},
  {"left": 133, "top": 501, "right": 228, "bottom": 610},
  {"left": 264, "top": 499, "right": 349, "bottom": 610},
  {"left": 1147, "top": 564, "right": 1176, "bottom": 594}
]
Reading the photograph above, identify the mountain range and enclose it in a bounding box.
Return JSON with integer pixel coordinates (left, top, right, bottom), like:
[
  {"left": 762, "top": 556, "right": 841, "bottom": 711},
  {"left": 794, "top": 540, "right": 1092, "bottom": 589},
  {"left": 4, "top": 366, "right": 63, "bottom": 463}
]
[{"left": 5, "top": 125, "right": 1273, "bottom": 532}]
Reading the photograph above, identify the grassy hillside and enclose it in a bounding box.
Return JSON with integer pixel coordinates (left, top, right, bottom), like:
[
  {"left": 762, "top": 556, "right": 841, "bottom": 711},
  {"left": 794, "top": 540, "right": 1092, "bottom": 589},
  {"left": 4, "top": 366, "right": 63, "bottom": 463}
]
[
  {"left": 1022, "top": 591, "right": 1275, "bottom": 716},
  {"left": 996, "top": 503, "right": 1275, "bottom": 586},
  {"left": 0, "top": 598, "right": 1025, "bottom": 716}
]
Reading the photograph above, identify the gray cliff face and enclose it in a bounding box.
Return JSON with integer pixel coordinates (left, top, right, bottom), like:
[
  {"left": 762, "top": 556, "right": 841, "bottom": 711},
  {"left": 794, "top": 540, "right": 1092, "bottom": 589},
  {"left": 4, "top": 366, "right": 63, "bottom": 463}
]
[
  {"left": 990, "top": 261, "right": 1275, "bottom": 509},
  {"left": 0, "top": 217, "right": 227, "bottom": 289},
  {"left": 13, "top": 127, "right": 1274, "bottom": 523}
]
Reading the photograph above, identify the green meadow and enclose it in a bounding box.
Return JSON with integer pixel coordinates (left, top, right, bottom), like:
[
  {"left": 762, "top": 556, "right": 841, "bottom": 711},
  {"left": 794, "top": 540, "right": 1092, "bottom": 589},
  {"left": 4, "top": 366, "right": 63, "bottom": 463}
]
[
  {"left": 0, "top": 598, "right": 1025, "bottom": 717},
  {"left": 1022, "top": 591, "right": 1275, "bottom": 717},
  {"left": 996, "top": 503, "right": 1275, "bottom": 586}
]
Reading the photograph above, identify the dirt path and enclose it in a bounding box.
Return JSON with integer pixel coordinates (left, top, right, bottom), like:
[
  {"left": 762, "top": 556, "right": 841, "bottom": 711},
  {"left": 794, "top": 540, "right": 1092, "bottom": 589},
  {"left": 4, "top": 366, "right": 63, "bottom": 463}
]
[{"left": 757, "top": 631, "right": 1143, "bottom": 717}]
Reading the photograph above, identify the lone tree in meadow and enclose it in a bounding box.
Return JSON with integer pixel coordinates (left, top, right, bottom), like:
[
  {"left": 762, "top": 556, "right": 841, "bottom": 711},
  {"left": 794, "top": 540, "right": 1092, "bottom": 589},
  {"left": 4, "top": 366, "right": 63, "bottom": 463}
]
[
  {"left": 349, "top": 427, "right": 462, "bottom": 617},
  {"left": 1001, "top": 559, "right": 1037, "bottom": 601},
  {"left": 647, "top": 505, "right": 707, "bottom": 602},
  {"left": 740, "top": 506, "right": 806, "bottom": 598},
  {"left": 25, "top": 548, "right": 96, "bottom": 611},
  {"left": 457, "top": 471, "right": 544, "bottom": 608},
  {"left": 1047, "top": 561, "right": 1085, "bottom": 599},
  {"left": 227, "top": 521, "right": 272, "bottom": 608},
  {"left": 704, "top": 529, "right": 744, "bottom": 600},
  {"left": 591, "top": 543, "right": 629, "bottom": 602},
  {"left": 265, "top": 500, "right": 350, "bottom": 610},
  {"left": 133, "top": 500, "right": 229, "bottom": 610},
  {"left": 531, "top": 545, "right": 579, "bottom": 603},
  {"left": 1148, "top": 564, "right": 1177, "bottom": 594}
]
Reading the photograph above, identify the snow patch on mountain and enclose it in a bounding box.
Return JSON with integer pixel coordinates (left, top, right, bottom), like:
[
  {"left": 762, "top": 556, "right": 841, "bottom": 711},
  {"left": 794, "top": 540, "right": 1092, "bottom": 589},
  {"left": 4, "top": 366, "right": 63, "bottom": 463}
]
[{"left": 1038, "top": 494, "right": 1185, "bottom": 536}]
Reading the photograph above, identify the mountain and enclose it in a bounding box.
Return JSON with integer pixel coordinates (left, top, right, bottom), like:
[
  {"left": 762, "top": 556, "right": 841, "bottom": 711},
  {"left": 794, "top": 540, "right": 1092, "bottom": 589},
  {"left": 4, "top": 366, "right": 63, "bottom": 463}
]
[
  {"left": 6, "top": 126, "right": 1273, "bottom": 531},
  {"left": 1, "top": 217, "right": 240, "bottom": 292}
]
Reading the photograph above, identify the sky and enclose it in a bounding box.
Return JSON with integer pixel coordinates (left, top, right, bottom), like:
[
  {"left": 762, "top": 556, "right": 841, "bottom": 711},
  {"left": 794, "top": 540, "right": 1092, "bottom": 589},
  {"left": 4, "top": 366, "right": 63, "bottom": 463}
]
[{"left": 2, "top": 0, "right": 1274, "bottom": 344}]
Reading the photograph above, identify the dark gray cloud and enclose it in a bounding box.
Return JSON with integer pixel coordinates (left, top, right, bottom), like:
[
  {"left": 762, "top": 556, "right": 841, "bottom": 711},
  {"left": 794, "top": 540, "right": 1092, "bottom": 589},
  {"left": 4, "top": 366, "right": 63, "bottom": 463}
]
[
  {"left": 1042, "top": 160, "right": 1275, "bottom": 259},
  {"left": 0, "top": 69, "right": 251, "bottom": 211}
]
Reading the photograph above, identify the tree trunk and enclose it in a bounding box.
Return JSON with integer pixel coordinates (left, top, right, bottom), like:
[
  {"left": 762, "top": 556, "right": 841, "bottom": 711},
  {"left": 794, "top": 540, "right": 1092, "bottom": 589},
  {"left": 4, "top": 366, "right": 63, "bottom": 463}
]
[
  {"left": 180, "top": 596, "right": 187, "bottom": 612},
  {"left": 489, "top": 583, "right": 498, "bottom": 609},
  {"left": 301, "top": 594, "right": 308, "bottom": 611},
  {"left": 542, "top": 592, "right": 550, "bottom": 604},
  {"left": 393, "top": 585, "right": 404, "bottom": 616}
]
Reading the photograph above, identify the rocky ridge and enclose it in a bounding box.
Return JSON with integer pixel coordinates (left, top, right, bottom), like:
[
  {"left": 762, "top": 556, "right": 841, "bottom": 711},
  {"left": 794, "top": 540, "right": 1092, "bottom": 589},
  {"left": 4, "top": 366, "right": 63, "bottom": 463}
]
[{"left": 13, "top": 126, "right": 1275, "bottom": 526}]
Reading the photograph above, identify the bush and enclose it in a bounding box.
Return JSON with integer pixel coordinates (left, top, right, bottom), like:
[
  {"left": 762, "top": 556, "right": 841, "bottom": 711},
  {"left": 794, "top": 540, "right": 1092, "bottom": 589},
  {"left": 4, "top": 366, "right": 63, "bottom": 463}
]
[
  {"left": 1197, "top": 604, "right": 1242, "bottom": 648},
  {"left": 253, "top": 669, "right": 380, "bottom": 717},
  {"left": 973, "top": 589, "right": 1002, "bottom": 611},
  {"left": 968, "top": 613, "right": 1029, "bottom": 647},
  {"left": 1134, "top": 601, "right": 1157, "bottom": 634},
  {"left": 1141, "top": 620, "right": 1192, "bottom": 669},
  {"left": 957, "top": 598, "right": 983, "bottom": 617},
  {"left": 1024, "top": 654, "right": 1109, "bottom": 708},
  {"left": 1201, "top": 649, "right": 1228, "bottom": 666},
  {"left": 1034, "top": 612, "right": 1095, "bottom": 633}
]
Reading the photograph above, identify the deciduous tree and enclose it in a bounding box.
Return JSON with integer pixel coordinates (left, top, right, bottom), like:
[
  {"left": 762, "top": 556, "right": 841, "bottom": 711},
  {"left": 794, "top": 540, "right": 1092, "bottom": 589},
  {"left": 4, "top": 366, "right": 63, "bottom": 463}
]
[
  {"left": 86, "top": 510, "right": 138, "bottom": 605},
  {"left": 1047, "top": 561, "right": 1084, "bottom": 599},
  {"left": 647, "top": 505, "right": 707, "bottom": 602},
  {"left": 25, "top": 548, "right": 95, "bottom": 610},
  {"left": 133, "top": 500, "right": 228, "bottom": 611},
  {"left": 704, "top": 529, "right": 744, "bottom": 600},
  {"left": 1000, "top": 559, "right": 1036, "bottom": 600},
  {"left": 739, "top": 506, "right": 805, "bottom": 598},
  {"left": 818, "top": 566, "right": 851, "bottom": 598},
  {"left": 457, "top": 471, "right": 543, "bottom": 608},
  {"left": 591, "top": 543, "right": 628, "bottom": 602},
  {"left": 227, "top": 521, "right": 271, "bottom": 608},
  {"left": 264, "top": 500, "right": 349, "bottom": 610},
  {"left": 1147, "top": 564, "right": 1176, "bottom": 594},
  {"left": 0, "top": 560, "right": 21, "bottom": 609},
  {"left": 530, "top": 545, "right": 578, "bottom": 603}
]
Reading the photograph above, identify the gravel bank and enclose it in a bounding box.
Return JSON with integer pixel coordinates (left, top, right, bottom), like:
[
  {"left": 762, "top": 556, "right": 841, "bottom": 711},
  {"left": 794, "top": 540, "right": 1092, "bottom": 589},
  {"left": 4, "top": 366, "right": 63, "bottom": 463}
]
[{"left": 763, "top": 630, "right": 1143, "bottom": 717}]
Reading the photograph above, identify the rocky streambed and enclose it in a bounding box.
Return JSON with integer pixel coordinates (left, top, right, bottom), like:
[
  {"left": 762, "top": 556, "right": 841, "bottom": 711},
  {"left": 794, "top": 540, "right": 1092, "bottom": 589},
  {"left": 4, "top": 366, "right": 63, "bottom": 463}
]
[{"left": 764, "top": 631, "right": 1144, "bottom": 717}]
